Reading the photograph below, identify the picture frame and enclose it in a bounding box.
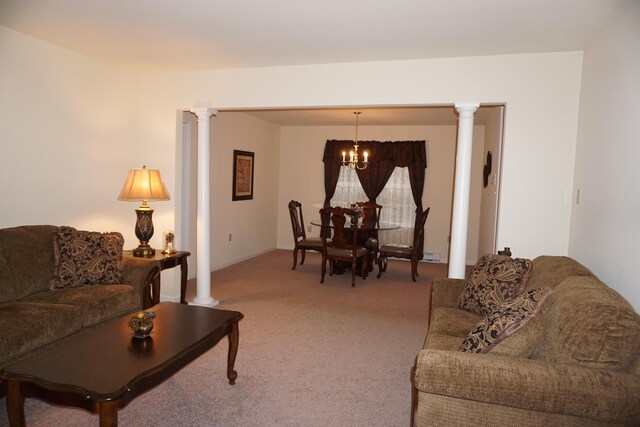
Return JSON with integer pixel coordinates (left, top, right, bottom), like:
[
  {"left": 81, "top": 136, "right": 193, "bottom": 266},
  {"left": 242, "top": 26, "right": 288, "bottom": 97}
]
[{"left": 232, "top": 150, "right": 254, "bottom": 201}]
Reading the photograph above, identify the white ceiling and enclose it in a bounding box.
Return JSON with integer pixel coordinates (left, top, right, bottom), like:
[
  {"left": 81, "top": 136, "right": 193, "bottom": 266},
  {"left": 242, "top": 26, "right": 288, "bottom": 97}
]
[
  {"left": 0, "top": 0, "right": 632, "bottom": 126},
  {"left": 0, "top": 0, "right": 633, "bottom": 74}
]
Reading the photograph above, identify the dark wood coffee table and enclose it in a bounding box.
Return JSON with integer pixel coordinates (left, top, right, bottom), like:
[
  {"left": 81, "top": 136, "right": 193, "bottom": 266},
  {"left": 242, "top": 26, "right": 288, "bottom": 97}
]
[{"left": 0, "top": 302, "right": 243, "bottom": 426}]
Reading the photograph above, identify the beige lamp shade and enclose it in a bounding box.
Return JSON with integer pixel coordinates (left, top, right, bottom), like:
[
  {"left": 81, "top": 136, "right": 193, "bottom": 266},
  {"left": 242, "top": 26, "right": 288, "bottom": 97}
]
[{"left": 118, "top": 165, "right": 170, "bottom": 202}]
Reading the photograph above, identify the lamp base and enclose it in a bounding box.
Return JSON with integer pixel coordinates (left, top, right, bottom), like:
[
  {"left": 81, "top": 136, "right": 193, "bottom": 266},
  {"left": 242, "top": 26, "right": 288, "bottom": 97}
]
[
  {"left": 132, "top": 204, "right": 156, "bottom": 258},
  {"left": 133, "top": 245, "right": 156, "bottom": 258}
]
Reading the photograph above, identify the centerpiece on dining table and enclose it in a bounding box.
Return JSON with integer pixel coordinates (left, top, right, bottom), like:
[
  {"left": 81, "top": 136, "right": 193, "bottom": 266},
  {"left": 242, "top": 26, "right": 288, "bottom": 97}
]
[{"left": 348, "top": 204, "right": 365, "bottom": 225}]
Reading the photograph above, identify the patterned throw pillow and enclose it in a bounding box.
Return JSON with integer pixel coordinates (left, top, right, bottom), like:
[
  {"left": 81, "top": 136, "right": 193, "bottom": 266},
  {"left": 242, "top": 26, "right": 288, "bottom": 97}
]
[
  {"left": 458, "top": 254, "right": 533, "bottom": 315},
  {"left": 459, "top": 287, "right": 553, "bottom": 354},
  {"left": 49, "top": 226, "right": 124, "bottom": 290}
]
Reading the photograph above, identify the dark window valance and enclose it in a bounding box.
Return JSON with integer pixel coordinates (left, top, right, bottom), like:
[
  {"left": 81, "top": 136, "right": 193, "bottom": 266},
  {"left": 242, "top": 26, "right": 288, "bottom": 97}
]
[{"left": 322, "top": 139, "right": 427, "bottom": 168}]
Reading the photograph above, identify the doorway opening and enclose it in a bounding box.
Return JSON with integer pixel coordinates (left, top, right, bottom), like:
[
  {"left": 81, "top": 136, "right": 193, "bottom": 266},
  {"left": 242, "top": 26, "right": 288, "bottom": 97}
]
[{"left": 175, "top": 104, "right": 504, "bottom": 277}]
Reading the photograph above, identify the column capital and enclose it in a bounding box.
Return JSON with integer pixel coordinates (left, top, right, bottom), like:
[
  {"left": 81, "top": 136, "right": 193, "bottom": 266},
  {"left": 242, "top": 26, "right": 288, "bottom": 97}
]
[
  {"left": 189, "top": 107, "right": 217, "bottom": 120},
  {"left": 455, "top": 102, "right": 480, "bottom": 118}
]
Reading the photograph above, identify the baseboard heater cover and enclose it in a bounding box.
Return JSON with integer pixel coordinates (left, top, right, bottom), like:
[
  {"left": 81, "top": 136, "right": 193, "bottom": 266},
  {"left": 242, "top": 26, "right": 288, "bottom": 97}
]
[{"left": 423, "top": 252, "right": 441, "bottom": 262}]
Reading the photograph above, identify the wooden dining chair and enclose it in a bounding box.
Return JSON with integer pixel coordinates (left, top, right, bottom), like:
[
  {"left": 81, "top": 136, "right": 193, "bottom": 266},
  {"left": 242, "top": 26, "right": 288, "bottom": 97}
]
[
  {"left": 288, "top": 200, "right": 323, "bottom": 270},
  {"left": 353, "top": 201, "right": 383, "bottom": 266},
  {"left": 320, "top": 206, "right": 369, "bottom": 287},
  {"left": 377, "top": 207, "right": 430, "bottom": 282}
]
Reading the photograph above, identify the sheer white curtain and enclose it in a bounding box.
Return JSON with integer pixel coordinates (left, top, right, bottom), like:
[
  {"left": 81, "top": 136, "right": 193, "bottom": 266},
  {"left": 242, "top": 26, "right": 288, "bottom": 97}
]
[
  {"left": 331, "top": 167, "right": 367, "bottom": 207},
  {"left": 330, "top": 167, "right": 415, "bottom": 246},
  {"left": 377, "top": 167, "right": 415, "bottom": 246}
]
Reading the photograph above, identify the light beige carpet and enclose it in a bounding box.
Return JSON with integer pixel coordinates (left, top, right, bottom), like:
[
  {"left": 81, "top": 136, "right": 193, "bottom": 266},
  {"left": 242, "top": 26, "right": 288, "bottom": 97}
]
[{"left": 0, "top": 250, "right": 458, "bottom": 427}]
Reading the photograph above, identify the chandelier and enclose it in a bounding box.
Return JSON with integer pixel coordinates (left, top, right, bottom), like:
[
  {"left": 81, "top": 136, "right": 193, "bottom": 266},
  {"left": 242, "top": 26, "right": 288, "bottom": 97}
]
[{"left": 341, "top": 111, "right": 369, "bottom": 170}]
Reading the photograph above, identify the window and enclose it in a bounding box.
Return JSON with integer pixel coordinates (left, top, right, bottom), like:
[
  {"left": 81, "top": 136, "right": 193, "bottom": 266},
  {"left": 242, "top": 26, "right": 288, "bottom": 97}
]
[
  {"left": 331, "top": 167, "right": 366, "bottom": 207},
  {"left": 331, "top": 167, "right": 416, "bottom": 245}
]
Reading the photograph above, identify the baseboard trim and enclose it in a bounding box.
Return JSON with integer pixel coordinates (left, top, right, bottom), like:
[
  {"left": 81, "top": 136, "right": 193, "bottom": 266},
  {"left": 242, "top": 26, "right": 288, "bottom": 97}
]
[{"left": 212, "top": 247, "right": 277, "bottom": 272}]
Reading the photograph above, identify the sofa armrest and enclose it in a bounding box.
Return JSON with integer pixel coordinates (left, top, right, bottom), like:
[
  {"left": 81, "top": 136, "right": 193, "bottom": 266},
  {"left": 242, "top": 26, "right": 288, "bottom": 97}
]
[
  {"left": 415, "top": 349, "right": 640, "bottom": 424},
  {"left": 122, "top": 257, "right": 160, "bottom": 308},
  {"left": 431, "top": 278, "right": 465, "bottom": 309}
]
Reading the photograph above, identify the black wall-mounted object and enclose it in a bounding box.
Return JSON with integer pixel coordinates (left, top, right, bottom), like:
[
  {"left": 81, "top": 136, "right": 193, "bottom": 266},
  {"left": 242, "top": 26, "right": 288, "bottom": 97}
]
[{"left": 483, "top": 150, "right": 492, "bottom": 188}]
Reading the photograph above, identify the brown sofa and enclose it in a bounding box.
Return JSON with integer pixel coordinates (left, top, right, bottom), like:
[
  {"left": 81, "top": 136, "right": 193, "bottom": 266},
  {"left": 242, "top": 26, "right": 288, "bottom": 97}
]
[
  {"left": 414, "top": 256, "right": 640, "bottom": 426},
  {"left": 0, "top": 225, "right": 159, "bottom": 379}
]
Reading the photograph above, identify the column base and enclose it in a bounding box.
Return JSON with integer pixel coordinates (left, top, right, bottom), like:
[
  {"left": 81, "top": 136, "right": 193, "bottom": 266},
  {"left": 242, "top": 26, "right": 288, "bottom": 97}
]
[
  {"left": 447, "top": 267, "right": 466, "bottom": 280},
  {"left": 188, "top": 296, "right": 219, "bottom": 307}
]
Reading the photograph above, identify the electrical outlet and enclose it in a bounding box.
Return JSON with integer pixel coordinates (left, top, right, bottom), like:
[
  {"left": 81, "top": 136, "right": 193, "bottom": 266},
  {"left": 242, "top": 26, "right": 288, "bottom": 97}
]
[
  {"left": 307, "top": 225, "right": 312, "bottom": 232},
  {"left": 228, "top": 233, "right": 232, "bottom": 242},
  {"left": 576, "top": 189, "right": 581, "bottom": 205}
]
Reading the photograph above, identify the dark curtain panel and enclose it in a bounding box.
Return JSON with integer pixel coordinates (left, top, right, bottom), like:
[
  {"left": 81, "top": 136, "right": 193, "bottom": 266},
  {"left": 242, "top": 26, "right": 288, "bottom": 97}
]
[
  {"left": 354, "top": 141, "right": 395, "bottom": 201},
  {"left": 322, "top": 140, "right": 361, "bottom": 207},
  {"left": 323, "top": 140, "right": 427, "bottom": 256}
]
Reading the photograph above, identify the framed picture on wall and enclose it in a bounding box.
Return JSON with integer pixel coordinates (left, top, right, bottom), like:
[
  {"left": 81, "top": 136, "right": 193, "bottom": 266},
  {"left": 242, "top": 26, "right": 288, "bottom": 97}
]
[{"left": 232, "top": 150, "right": 254, "bottom": 201}]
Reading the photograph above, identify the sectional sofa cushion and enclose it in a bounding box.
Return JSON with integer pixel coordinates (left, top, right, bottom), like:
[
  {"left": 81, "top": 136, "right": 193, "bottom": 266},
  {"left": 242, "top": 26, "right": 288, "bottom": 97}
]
[
  {"left": 429, "top": 307, "right": 482, "bottom": 337},
  {"left": 0, "top": 225, "right": 58, "bottom": 301},
  {"left": 491, "top": 312, "right": 545, "bottom": 358},
  {"left": 525, "top": 255, "right": 594, "bottom": 291},
  {"left": 458, "top": 254, "right": 533, "bottom": 315},
  {"left": 0, "top": 302, "right": 82, "bottom": 364},
  {"left": 50, "top": 226, "right": 124, "bottom": 290},
  {"left": 532, "top": 275, "right": 640, "bottom": 370},
  {"left": 24, "top": 284, "right": 139, "bottom": 327}
]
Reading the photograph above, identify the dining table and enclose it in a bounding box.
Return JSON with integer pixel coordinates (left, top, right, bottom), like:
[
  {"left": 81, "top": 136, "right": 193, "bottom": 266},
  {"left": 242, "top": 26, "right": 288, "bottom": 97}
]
[
  {"left": 310, "top": 219, "right": 400, "bottom": 275},
  {"left": 309, "top": 219, "right": 400, "bottom": 231}
]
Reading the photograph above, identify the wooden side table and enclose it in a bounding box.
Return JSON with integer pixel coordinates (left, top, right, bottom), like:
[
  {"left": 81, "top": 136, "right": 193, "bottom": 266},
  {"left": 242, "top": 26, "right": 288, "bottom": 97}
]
[{"left": 123, "top": 250, "right": 191, "bottom": 306}]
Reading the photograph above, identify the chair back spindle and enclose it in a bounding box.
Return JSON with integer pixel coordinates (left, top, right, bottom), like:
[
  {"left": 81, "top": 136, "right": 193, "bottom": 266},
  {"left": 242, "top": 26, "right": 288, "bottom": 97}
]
[{"left": 413, "top": 207, "right": 430, "bottom": 249}]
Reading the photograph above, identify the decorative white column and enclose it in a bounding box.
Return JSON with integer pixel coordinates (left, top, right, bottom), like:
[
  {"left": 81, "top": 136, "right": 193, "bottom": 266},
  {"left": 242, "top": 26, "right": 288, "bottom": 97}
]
[
  {"left": 189, "top": 107, "right": 219, "bottom": 307},
  {"left": 448, "top": 102, "right": 480, "bottom": 279}
]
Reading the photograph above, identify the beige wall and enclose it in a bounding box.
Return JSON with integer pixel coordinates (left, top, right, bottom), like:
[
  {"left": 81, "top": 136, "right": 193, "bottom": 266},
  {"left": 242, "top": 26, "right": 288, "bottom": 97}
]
[
  {"left": 570, "top": 2, "right": 640, "bottom": 311},
  {"left": 5, "top": 17, "right": 640, "bottom": 313},
  {"left": 277, "top": 124, "right": 484, "bottom": 264},
  {"left": 174, "top": 111, "right": 281, "bottom": 288},
  {"left": 136, "top": 51, "right": 583, "bottom": 277},
  {"left": 177, "top": 112, "right": 199, "bottom": 277},
  {"left": 209, "top": 112, "right": 280, "bottom": 270},
  {"left": 477, "top": 106, "right": 504, "bottom": 256},
  {"left": 1, "top": 24, "right": 588, "bottom": 302},
  {"left": 0, "top": 26, "right": 141, "bottom": 242}
]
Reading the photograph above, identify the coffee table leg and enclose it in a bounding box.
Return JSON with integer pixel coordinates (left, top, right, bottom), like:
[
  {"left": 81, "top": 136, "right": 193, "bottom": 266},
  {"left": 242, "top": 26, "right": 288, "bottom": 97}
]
[
  {"left": 98, "top": 400, "right": 118, "bottom": 427},
  {"left": 227, "top": 322, "right": 240, "bottom": 385},
  {"left": 6, "top": 381, "right": 26, "bottom": 427}
]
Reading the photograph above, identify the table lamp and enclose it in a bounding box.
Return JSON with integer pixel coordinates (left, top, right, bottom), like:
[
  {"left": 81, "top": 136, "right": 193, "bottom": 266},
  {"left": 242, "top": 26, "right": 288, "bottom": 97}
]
[{"left": 118, "top": 165, "right": 170, "bottom": 257}]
